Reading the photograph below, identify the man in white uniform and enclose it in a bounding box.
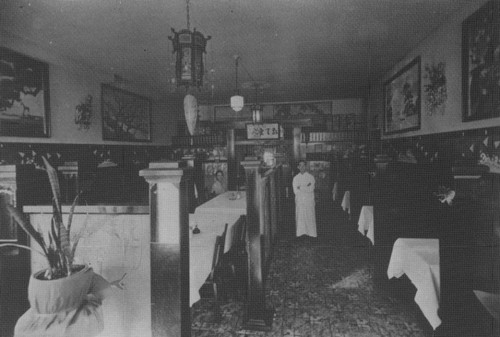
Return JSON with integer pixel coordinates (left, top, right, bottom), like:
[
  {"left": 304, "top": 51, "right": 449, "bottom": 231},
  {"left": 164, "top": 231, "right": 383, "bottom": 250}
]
[{"left": 293, "top": 160, "right": 317, "bottom": 238}]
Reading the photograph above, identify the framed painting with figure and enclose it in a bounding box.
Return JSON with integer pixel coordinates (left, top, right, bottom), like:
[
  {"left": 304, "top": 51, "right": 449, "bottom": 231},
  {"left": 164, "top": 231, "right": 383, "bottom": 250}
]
[
  {"left": 101, "top": 84, "right": 151, "bottom": 142},
  {"left": 0, "top": 47, "right": 50, "bottom": 137},
  {"left": 383, "top": 56, "right": 421, "bottom": 135},
  {"left": 462, "top": 0, "right": 500, "bottom": 122}
]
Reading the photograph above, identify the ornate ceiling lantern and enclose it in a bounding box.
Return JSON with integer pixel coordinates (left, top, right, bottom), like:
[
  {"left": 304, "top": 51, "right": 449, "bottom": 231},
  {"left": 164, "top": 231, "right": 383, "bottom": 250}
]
[
  {"left": 169, "top": 0, "right": 211, "bottom": 89},
  {"left": 251, "top": 104, "right": 262, "bottom": 123},
  {"left": 249, "top": 82, "right": 267, "bottom": 123}
]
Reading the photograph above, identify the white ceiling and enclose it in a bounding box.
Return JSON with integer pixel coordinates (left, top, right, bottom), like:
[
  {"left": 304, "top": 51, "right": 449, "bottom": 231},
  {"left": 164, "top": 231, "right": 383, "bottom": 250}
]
[{"left": 1, "top": 0, "right": 474, "bottom": 104}]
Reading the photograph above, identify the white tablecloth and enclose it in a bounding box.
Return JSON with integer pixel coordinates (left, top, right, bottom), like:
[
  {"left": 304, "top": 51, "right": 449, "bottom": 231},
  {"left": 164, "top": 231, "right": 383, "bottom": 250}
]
[
  {"left": 189, "top": 228, "right": 217, "bottom": 306},
  {"left": 387, "top": 238, "right": 441, "bottom": 329},
  {"left": 341, "top": 190, "right": 350, "bottom": 214},
  {"left": 193, "top": 191, "right": 246, "bottom": 253},
  {"left": 189, "top": 191, "right": 246, "bottom": 306},
  {"left": 357, "top": 205, "right": 374, "bottom": 244}
]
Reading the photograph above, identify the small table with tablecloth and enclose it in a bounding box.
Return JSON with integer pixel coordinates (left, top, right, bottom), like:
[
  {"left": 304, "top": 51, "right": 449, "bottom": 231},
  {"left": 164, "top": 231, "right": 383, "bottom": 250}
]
[
  {"left": 357, "top": 205, "right": 374, "bottom": 244},
  {"left": 387, "top": 238, "right": 441, "bottom": 330}
]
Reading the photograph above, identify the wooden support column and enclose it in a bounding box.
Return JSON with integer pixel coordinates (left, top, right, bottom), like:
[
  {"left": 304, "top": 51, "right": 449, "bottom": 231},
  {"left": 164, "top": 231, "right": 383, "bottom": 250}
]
[
  {"left": 140, "top": 163, "right": 192, "bottom": 337},
  {"left": 241, "top": 160, "right": 274, "bottom": 331}
]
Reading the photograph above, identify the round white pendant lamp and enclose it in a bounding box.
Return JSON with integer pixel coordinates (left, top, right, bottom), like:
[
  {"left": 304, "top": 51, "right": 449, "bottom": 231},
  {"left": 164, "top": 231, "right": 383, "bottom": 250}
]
[
  {"left": 230, "top": 55, "right": 244, "bottom": 112},
  {"left": 230, "top": 95, "right": 244, "bottom": 112}
]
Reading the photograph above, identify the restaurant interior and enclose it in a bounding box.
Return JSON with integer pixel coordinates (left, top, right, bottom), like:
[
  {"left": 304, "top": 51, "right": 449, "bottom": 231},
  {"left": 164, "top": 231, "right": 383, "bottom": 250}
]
[{"left": 0, "top": 0, "right": 500, "bottom": 336}]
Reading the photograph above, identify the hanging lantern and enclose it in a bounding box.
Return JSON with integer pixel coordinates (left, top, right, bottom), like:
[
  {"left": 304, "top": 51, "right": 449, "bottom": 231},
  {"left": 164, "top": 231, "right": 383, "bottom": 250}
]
[
  {"left": 169, "top": 0, "right": 211, "bottom": 89},
  {"left": 251, "top": 104, "right": 262, "bottom": 123},
  {"left": 184, "top": 94, "right": 198, "bottom": 136}
]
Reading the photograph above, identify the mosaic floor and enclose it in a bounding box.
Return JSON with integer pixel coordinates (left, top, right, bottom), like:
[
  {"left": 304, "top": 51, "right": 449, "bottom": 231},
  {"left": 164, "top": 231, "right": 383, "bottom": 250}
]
[{"left": 191, "top": 214, "right": 433, "bottom": 337}]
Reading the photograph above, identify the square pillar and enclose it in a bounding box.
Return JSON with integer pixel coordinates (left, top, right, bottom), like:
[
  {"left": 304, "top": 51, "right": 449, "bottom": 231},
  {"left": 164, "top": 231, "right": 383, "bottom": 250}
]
[{"left": 140, "top": 163, "right": 193, "bottom": 337}]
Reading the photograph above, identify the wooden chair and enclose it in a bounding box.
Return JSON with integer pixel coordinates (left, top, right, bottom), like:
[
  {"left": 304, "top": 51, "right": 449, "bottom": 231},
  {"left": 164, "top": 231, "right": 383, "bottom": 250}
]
[
  {"left": 224, "top": 216, "right": 248, "bottom": 300},
  {"left": 199, "top": 224, "right": 228, "bottom": 321}
]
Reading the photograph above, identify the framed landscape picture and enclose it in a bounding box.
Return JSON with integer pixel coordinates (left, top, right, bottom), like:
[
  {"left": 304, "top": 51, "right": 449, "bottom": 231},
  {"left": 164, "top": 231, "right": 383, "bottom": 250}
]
[
  {"left": 101, "top": 84, "right": 152, "bottom": 142},
  {"left": 462, "top": 0, "right": 500, "bottom": 122},
  {"left": 0, "top": 47, "right": 50, "bottom": 137},
  {"left": 383, "top": 56, "right": 421, "bottom": 135},
  {"left": 274, "top": 101, "right": 332, "bottom": 129}
]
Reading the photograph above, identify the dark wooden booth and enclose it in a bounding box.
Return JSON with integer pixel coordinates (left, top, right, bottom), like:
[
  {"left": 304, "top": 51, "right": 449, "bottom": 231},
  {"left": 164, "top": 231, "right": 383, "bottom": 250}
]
[
  {"left": 241, "top": 160, "right": 286, "bottom": 331},
  {"left": 372, "top": 159, "right": 499, "bottom": 336}
]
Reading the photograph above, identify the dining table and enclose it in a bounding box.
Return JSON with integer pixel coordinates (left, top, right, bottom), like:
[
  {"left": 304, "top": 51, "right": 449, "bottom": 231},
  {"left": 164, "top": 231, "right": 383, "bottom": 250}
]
[
  {"left": 189, "top": 191, "right": 247, "bottom": 306},
  {"left": 189, "top": 223, "right": 217, "bottom": 306},
  {"left": 192, "top": 191, "right": 246, "bottom": 253},
  {"left": 341, "top": 190, "right": 351, "bottom": 214},
  {"left": 357, "top": 205, "right": 374, "bottom": 244},
  {"left": 387, "top": 238, "right": 441, "bottom": 329}
]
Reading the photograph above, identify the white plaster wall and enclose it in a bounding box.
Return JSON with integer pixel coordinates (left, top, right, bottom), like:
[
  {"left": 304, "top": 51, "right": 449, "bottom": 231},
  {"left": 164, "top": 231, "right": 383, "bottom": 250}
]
[{"left": 1, "top": 30, "right": 174, "bottom": 145}]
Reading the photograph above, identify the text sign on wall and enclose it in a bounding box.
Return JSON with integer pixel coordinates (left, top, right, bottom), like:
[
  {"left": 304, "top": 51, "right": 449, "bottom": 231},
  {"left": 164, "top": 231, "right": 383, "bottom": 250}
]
[{"left": 246, "top": 123, "right": 280, "bottom": 140}]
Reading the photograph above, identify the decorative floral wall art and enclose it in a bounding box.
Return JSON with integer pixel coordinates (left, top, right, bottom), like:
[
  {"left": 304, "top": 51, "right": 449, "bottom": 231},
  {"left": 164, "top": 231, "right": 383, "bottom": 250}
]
[
  {"left": 75, "top": 94, "right": 93, "bottom": 130},
  {"left": 423, "top": 62, "right": 447, "bottom": 115}
]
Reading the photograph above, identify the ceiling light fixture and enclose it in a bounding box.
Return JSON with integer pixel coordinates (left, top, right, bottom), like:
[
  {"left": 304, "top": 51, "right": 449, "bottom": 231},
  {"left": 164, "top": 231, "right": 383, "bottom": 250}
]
[
  {"left": 250, "top": 83, "right": 263, "bottom": 123},
  {"left": 169, "top": 0, "right": 211, "bottom": 89},
  {"left": 246, "top": 81, "right": 268, "bottom": 123},
  {"left": 251, "top": 104, "right": 262, "bottom": 123},
  {"left": 230, "top": 55, "right": 244, "bottom": 112}
]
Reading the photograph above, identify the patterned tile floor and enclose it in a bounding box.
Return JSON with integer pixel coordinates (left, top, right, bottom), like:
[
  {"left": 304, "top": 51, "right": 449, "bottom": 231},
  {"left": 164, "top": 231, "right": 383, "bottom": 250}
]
[{"left": 192, "top": 206, "right": 433, "bottom": 337}]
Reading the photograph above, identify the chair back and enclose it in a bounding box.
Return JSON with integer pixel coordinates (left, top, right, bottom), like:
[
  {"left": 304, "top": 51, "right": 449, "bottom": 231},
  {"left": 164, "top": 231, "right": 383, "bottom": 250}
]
[
  {"left": 210, "top": 223, "right": 228, "bottom": 279},
  {"left": 221, "top": 223, "right": 228, "bottom": 248},
  {"left": 210, "top": 236, "right": 223, "bottom": 280}
]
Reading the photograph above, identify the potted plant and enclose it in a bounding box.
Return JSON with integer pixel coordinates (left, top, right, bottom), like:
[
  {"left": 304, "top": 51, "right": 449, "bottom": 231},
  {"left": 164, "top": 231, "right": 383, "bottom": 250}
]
[{"left": 0, "top": 157, "right": 125, "bottom": 337}]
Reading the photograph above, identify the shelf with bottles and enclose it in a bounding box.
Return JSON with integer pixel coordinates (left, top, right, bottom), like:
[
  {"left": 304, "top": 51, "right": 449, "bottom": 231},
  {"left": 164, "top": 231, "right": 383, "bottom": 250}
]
[
  {"left": 301, "top": 130, "right": 366, "bottom": 143},
  {"left": 171, "top": 133, "right": 226, "bottom": 147}
]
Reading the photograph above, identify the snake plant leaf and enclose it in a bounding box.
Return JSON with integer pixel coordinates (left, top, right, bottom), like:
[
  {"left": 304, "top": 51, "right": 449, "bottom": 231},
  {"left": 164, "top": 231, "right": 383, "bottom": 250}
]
[
  {"left": 67, "top": 193, "right": 80, "bottom": 236},
  {"left": 50, "top": 216, "right": 61, "bottom": 251},
  {"left": 59, "top": 218, "right": 72, "bottom": 264},
  {"left": 70, "top": 233, "right": 81, "bottom": 262},
  {"left": 6, "top": 204, "right": 48, "bottom": 254},
  {"left": 42, "top": 156, "right": 61, "bottom": 214},
  {"left": 51, "top": 192, "right": 71, "bottom": 262}
]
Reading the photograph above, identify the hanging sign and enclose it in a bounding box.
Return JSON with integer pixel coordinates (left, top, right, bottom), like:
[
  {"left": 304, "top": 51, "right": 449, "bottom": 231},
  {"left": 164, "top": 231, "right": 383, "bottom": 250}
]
[{"left": 246, "top": 123, "right": 280, "bottom": 140}]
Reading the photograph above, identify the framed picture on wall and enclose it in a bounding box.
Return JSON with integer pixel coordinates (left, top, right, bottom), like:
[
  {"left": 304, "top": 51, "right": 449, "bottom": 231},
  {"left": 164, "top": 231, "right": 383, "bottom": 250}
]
[
  {"left": 462, "top": 0, "right": 500, "bottom": 122},
  {"left": 273, "top": 101, "right": 332, "bottom": 129},
  {"left": 101, "top": 84, "right": 152, "bottom": 142},
  {"left": 0, "top": 47, "right": 51, "bottom": 137},
  {"left": 383, "top": 56, "right": 421, "bottom": 135}
]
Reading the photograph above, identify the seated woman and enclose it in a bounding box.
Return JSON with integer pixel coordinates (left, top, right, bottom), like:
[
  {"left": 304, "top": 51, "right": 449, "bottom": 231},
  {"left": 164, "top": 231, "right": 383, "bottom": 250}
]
[{"left": 210, "top": 170, "right": 227, "bottom": 196}]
